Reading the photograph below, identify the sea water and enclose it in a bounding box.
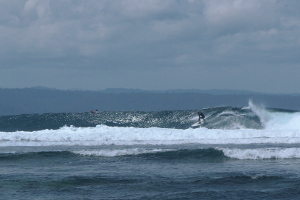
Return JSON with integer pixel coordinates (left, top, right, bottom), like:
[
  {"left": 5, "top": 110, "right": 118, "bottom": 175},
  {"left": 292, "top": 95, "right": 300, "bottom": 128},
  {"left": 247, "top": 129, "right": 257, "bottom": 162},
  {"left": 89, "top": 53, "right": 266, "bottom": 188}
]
[{"left": 0, "top": 102, "right": 300, "bottom": 199}]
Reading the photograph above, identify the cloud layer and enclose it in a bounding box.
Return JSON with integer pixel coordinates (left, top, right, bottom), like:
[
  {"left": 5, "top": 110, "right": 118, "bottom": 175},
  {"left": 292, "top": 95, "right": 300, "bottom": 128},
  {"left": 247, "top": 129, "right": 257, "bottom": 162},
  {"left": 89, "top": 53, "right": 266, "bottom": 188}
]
[{"left": 1, "top": 0, "right": 300, "bottom": 93}]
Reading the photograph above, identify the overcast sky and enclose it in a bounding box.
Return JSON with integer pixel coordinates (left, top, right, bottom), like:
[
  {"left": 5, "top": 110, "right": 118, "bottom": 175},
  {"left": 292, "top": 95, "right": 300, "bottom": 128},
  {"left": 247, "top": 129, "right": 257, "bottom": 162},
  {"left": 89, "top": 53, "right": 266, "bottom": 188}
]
[{"left": 0, "top": 0, "right": 300, "bottom": 93}]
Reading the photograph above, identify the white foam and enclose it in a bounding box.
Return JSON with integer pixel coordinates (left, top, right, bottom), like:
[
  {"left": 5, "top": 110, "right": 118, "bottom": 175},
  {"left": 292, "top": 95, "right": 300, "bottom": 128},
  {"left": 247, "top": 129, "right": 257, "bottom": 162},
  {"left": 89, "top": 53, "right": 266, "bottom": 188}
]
[
  {"left": 73, "top": 148, "right": 168, "bottom": 157},
  {"left": 217, "top": 111, "right": 236, "bottom": 116},
  {"left": 249, "top": 100, "right": 300, "bottom": 130},
  {"left": 220, "top": 147, "right": 300, "bottom": 160},
  {"left": 1, "top": 124, "right": 300, "bottom": 146}
]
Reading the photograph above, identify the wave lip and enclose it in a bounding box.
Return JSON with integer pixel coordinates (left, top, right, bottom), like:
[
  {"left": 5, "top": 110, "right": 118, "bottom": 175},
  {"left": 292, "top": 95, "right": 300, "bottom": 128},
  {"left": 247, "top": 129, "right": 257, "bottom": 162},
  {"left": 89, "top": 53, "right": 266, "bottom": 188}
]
[{"left": 73, "top": 148, "right": 226, "bottom": 161}]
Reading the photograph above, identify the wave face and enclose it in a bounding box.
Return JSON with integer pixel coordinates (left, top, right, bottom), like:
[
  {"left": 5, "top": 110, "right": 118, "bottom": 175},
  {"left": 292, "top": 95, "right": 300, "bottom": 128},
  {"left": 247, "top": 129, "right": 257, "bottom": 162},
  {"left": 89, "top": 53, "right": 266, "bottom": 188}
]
[
  {"left": 0, "top": 103, "right": 267, "bottom": 132},
  {"left": 2, "top": 146, "right": 300, "bottom": 162},
  {"left": 0, "top": 102, "right": 299, "bottom": 147}
]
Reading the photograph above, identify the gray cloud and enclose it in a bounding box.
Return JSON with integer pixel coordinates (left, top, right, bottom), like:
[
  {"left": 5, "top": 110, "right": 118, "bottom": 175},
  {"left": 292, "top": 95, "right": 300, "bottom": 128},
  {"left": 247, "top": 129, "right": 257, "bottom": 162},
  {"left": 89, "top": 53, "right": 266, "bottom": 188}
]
[{"left": 0, "top": 0, "right": 300, "bottom": 93}]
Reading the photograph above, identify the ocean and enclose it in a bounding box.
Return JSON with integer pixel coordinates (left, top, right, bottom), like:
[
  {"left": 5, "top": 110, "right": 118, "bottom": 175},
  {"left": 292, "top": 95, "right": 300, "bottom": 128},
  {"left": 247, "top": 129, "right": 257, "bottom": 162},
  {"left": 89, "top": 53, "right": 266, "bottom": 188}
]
[{"left": 1, "top": 101, "right": 300, "bottom": 199}]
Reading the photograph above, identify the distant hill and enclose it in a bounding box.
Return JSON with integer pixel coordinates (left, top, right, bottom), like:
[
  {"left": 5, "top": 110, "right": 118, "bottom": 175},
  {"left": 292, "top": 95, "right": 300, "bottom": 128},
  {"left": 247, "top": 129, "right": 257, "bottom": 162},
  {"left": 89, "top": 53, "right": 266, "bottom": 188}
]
[
  {"left": 101, "top": 88, "right": 264, "bottom": 95},
  {"left": 0, "top": 87, "right": 299, "bottom": 116}
]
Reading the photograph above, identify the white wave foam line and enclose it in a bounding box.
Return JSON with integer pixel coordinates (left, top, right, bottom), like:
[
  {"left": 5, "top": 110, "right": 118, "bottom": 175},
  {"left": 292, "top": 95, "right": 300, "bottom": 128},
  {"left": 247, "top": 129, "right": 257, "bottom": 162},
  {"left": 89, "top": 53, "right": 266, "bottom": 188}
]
[
  {"left": 265, "top": 112, "right": 300, "bottom": 130},
  {"left": 1, "top": 125, "right": 300, "bottom": 146},
  {"left": 73, "top": 148, "right": 169, "bottom": 157},
  {"left": 220, "top": 147, "right": 300, "bottom": 159},
  {"left": 217, "top": 111, "right": 236, "bottom": 116}
]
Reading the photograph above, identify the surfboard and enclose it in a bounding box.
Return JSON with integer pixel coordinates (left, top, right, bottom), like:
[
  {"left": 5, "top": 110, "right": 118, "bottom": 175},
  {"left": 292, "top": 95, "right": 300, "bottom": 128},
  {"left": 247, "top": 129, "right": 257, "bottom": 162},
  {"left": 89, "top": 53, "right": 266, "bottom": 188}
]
[
  {"left": 191, "top": 119, "right": 204, "bottom": 127},
  {"left": 191, "top": 122, "right": 201, "bottom": 127}
]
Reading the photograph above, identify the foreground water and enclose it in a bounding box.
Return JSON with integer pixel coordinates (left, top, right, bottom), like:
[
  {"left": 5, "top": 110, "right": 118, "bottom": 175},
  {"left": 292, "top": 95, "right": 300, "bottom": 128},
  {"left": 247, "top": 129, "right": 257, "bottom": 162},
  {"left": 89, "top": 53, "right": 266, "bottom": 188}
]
[{"left": 1, "top": 102, "right": 300, "bottom": 199}]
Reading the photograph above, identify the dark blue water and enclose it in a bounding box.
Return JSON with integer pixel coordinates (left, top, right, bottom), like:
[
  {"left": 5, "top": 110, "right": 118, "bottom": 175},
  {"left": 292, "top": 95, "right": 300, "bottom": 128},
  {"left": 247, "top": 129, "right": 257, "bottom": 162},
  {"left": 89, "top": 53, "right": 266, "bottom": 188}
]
[{"left": 1, "top": 145, "right": 300, "bottom": 199}]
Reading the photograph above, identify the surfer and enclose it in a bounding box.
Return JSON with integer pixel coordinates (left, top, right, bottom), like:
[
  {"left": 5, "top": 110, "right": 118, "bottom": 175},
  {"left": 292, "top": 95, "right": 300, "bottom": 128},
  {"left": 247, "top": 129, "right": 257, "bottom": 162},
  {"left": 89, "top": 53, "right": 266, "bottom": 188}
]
[
  {"left": 191, "top": 111, "right": 206, "bottom": 127},
  {"left": 198, "top": 111, "right": 205, "bottom": 122},
  {"left": 91, "top": 109, "right": 98, "bottom": 114}
]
